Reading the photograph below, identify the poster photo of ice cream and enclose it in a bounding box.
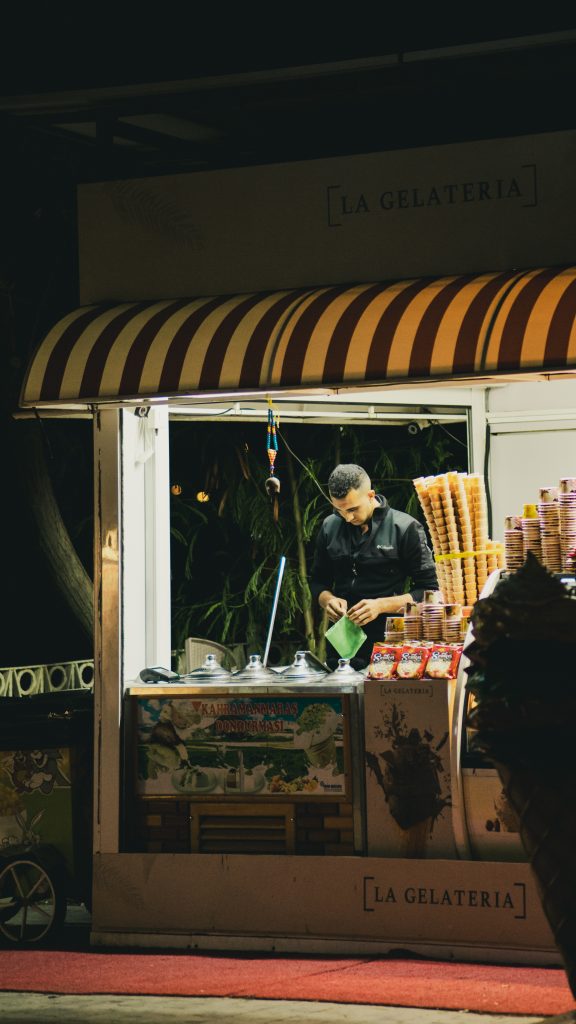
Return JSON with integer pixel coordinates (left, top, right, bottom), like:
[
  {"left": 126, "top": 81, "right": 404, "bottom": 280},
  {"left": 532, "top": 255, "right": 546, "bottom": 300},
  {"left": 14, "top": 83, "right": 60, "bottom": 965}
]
[
  {"left": 363, "top": 679, "right": 457, "bottom": 858},
  {"left": 134, "top": 695, "right": 349, "bottom": 798}
]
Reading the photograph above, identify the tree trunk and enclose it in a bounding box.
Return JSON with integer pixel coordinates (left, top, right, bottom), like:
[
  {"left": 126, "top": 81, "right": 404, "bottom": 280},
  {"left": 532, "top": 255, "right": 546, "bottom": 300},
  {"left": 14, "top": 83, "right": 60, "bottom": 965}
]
[
  {"left": 285, "top": 447, "right": 317, "bottom": 653},
  {"left": 316, "top": 608, "right": 329, "bottom": 664},
  {"left": 19, "top": 421, "right": 93, "bottom": 639}
]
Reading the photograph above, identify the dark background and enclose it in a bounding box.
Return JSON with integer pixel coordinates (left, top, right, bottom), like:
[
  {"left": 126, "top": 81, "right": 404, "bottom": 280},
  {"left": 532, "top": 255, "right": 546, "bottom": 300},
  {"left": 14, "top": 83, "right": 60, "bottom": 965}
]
[{"left": 2, "top": 22, "right": 576, "bottom": 666}]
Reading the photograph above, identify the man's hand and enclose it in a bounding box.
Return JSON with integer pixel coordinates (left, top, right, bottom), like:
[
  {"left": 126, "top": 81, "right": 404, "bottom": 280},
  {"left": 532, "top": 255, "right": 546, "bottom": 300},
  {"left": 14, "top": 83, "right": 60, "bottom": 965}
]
[
  {"left": 348, "top": 595, "right": 411, "bottom": 626},
  {"left": 320, "top": 592, "right": 348, "bottom": 622},
  {"left": 347, "top": 598, "right": 381, "bottom": 627}
]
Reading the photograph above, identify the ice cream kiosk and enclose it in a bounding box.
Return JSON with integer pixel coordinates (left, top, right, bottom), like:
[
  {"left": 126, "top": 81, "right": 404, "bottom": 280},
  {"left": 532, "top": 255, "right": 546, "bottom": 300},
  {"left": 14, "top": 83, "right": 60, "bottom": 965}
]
[{"left": 19, "top": 128, "right": 576, "bottom": 963}]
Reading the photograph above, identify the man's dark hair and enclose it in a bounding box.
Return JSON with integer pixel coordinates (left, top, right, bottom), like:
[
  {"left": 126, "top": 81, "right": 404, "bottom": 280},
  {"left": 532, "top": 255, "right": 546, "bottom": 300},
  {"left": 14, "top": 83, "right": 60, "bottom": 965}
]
[{"left": 328, "top": 464, "right": 371, "bottom": 499}]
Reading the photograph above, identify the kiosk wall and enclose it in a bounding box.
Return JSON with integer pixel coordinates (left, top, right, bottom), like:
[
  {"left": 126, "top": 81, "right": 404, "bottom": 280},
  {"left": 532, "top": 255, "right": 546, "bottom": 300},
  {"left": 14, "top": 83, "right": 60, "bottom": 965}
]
[{"left": 19, "top": 130, "right": 576, "bottom": 964}]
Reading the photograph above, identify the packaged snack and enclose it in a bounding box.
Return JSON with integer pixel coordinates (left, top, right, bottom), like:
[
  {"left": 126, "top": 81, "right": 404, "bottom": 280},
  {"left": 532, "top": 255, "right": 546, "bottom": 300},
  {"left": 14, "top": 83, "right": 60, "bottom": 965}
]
[
  {"left": 426, "top": 644, "right": 462, "bottom": 679},
  {"left": 368, "top": 643, "right": 402, "bottom": 679},
  {"left": 396, "top": 643, "right": 430, "bottom": 679}
]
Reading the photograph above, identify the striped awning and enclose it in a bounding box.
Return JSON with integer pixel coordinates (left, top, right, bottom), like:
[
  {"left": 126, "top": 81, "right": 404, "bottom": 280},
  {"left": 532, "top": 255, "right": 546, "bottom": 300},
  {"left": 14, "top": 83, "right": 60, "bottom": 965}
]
[{"left": 20, "top": 265, "right": 576, "bottom": 407}]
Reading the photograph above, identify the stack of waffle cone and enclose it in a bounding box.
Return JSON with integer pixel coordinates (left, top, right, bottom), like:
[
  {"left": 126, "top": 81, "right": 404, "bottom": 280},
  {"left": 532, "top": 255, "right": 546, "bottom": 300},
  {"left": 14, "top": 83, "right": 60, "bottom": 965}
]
[
  {"left": 434, "top": 474, "right": 465, "bottom": 604},
  {"left": 413, "top": 477, "right": 449, "bottom": 599},
  {"left": 413, "top": 472, "right": 497, "bottom": 604},
  {"left": 465, "top": 474, "right": 490, "bottom": 593},
  {"left": 486, "top": 539, "right": 505, "bottom": 574},
  {"left": 450, "top": 471, "right": 478, "bottom": 606}
]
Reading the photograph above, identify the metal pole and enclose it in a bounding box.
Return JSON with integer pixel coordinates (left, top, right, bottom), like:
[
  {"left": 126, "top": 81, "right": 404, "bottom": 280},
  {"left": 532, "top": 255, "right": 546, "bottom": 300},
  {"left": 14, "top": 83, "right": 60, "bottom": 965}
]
[{"left": 263, "top": 555, "right": 286, "bottom": 666}]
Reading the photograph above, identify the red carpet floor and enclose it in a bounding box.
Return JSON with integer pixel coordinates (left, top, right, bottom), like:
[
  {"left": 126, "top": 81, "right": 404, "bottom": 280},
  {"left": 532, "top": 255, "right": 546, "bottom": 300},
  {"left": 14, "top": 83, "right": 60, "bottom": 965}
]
[{"left": 0, "top": 951, "right": 574, "bottom": 1016}]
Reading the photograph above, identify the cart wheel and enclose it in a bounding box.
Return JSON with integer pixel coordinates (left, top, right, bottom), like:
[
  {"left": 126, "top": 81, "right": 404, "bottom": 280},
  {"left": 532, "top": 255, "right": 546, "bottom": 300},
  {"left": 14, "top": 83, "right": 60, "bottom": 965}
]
[{"left": 0, "top": 854, "right": 66, "bottom": 945}]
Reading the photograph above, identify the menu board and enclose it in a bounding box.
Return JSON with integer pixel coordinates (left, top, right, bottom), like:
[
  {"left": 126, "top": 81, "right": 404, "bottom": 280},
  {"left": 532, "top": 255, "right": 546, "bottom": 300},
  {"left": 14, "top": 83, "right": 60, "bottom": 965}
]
[{"left": 133, "top": 694, "right": 349, "bottom": 798}]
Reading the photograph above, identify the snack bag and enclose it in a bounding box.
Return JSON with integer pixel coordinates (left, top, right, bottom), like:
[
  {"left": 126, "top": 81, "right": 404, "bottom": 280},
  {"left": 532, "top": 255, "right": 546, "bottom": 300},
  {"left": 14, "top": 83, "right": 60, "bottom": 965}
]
[
  {"left": 396, "top": 643, "right": 430, "bottom": 679},
  {"left": 368, "top": 643, "right": 402, "bottom": 679},
  {"left": 426, "top": 644, "right": 462, "bottom": 679}
]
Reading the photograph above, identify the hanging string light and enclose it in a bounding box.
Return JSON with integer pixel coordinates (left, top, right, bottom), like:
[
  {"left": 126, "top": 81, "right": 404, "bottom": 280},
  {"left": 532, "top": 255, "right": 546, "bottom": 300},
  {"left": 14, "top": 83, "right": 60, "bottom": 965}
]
[{"left": 264, "top": 398, "right": 280, "bottom": 521}]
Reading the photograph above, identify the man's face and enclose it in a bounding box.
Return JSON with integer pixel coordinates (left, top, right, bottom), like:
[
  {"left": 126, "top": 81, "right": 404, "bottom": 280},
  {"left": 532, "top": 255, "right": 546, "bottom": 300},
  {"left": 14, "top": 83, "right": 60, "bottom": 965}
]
[{"left": 330, "top": 486, "right": 376, "bottom": 526}]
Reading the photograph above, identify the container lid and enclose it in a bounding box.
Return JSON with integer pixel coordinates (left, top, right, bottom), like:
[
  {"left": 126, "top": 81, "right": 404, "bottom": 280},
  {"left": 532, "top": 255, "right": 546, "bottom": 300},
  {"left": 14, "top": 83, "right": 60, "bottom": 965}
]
[
  {"left": 184, "top": 653, "right": 234, "bottom": 682},
  {"left": 231, "top": 653, "right": 278, "bottom": 682},
  {"left": 324, "top": 657, "right": 365, "bottom": 682},
  {"left": 280, "top": 650, "right": 328, "bottom": 680}
]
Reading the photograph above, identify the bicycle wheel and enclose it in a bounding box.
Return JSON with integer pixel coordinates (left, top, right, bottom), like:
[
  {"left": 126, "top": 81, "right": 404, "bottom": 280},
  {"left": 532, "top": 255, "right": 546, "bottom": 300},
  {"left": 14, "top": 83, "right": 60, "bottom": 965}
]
[{"left": 0, "top": 853, "right": 66, "bottom": 945}]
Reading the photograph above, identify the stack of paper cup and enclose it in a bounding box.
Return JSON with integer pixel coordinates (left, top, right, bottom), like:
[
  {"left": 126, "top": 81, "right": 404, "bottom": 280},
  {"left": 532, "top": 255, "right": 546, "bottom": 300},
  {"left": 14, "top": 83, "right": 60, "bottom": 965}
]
[
  {"left": 403, "top": 600, "right": 422, "bottom": 640},
  {"left": 421, "top": 590, "right": 445, "bottom": 641},
  {"left": 421, "top": 604, "right": 445, "bottom": 641},
  {"left": 521, "top": 503, "right": 543, "bottom": 563},
  {"left": 504, "top": 515, "right": 524, "bottom": 570},
  {"left": 385, "top": 616, "right": 405, "bottom": 642},
  {"left": 444, "top": 603, "right": 462, "bottom": 643},
  {"left": 538, "top": 487, "right": 562, "bottom": 572},
  {"left": 460, "top": 606, "right": 473, "bottom": 642},
  {"left": 558, "top": 478, "right": 576, "bottom": 571}
]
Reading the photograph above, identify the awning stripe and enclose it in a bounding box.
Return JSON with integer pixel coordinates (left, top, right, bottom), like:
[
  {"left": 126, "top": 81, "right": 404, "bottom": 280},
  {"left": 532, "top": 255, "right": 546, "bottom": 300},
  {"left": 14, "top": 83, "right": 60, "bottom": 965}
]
[
  {"left": 117, "top": 298, "right": 193, "bottom": 397},
  {"left": 365, "top": 278, "right": 432, "bottom": 380},
  {"left": 40, "top": 306, "right": 109, "bottom": 401},
  {"left": 239, "top": 289, "right": 310, "bottom": 389},
  {"left": 452, "top": 271, "right": 519, "bottom": 374},
  {"left": 495, "top": 267, "right": 563, "bottom": 370},
  {"left": 78, "top": 303, "right": 153, "bottom": 399},
  {"left": 279, "top": 285, "right": 355, "bottom": 386},
  {"left": 409, "top": 275, "right": 474, "bottom": 377},
  {"left": 541, "top": 275, "right": 576, "bottom": 368},
  {"left": 322, "top": 283, "right": 391, "bottom": 383},
  {"left": 198, "top": 292, "right": 272, "bottom": 390},
  {"left": 21, "top": 265, "right": 576, "bottom": 407},
  {"left": 158, "top": 296, "right": 232, "bottom": 394}
]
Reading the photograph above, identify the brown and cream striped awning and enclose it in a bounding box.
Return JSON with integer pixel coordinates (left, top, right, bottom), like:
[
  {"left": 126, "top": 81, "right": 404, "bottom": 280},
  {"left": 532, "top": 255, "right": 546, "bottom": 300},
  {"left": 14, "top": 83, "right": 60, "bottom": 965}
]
[{"left": 20, "top": 265, "right": 576, "bottom": 407}]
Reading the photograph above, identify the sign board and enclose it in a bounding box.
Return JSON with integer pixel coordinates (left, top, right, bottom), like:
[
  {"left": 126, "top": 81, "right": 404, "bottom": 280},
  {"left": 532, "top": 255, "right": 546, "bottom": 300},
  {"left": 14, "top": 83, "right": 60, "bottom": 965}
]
[
  {"left": 92, "top": 851, "right": 559, "bottom": 963},
  {"left": 78, "top": 130, "right": 576, "bottom": 302},
  {"left": 133, "top": 694, "right": 350, "bottom": 799},
  {"left": 364, "top": 678, "right": 457, "bottom": 858},
  {"left": 0, "top": 747, "right": 75, "bottom": 873}
]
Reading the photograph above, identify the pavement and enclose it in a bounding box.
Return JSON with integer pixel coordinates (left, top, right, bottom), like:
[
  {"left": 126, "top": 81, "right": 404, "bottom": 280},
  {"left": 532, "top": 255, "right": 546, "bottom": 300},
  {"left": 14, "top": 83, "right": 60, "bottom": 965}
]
[{"left": 0, "top": 993, "right": 565, "bottom": 1024}]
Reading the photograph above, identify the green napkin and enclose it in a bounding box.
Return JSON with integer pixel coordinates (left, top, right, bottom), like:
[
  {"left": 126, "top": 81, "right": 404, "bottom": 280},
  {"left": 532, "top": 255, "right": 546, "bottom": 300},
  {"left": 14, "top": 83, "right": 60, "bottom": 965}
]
[{"left": 324, "top": 615, "right": 367, "bottom": 660}]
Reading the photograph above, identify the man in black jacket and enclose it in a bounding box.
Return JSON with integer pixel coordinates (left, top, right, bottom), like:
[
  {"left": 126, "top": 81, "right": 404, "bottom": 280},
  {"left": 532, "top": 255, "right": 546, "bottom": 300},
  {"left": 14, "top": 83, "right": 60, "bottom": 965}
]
[{"left": 310, "top": 464, "right": 439, "bottom": 668}]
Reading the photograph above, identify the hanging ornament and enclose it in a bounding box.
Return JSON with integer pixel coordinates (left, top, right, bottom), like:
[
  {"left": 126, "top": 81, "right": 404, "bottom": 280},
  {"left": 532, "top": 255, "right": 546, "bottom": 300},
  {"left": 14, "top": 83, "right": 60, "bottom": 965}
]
[{"left": 265, "top": 399, "right": 280, "bottom": 521}]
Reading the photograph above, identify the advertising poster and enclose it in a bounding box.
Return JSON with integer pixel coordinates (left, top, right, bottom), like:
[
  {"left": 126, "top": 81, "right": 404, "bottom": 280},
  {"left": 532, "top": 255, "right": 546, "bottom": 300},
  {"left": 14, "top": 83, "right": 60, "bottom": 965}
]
[
  {"left": 135, "top": 695, "right": 348, "bottom": 798},
  {"left": 364, "top": 679, "right": 457, "bottom": 858},
  {"left": 0, "top": 747, "right": 74, "bottom": 871}
]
